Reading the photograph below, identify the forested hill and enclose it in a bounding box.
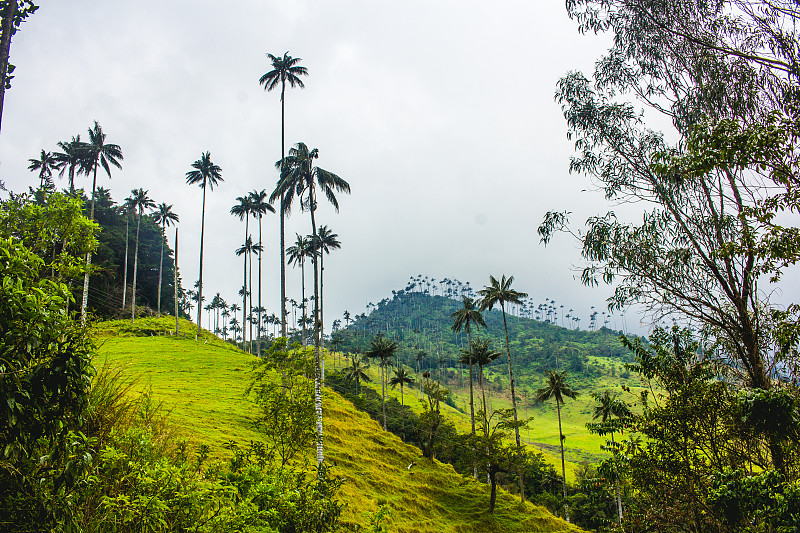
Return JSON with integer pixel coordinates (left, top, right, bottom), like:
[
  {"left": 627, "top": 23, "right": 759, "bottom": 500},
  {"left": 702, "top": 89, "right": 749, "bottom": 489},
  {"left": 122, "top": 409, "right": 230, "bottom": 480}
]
[{"left": 333, "top": 285, "right": 632, "bottom": 383}]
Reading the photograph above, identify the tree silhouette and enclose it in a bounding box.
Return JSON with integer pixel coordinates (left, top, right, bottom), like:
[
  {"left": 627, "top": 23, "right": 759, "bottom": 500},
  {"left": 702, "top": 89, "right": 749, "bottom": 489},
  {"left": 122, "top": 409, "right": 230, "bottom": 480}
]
[
  {"left": 286, "top": 233, "right": 312, "bottom": 345},
  {"left": 231, "top": 194, "right": 254, "bottom": 347},
  {"left": 27, "top": 149, "right": 57, "bottom": 189},
  {"left": 153, "top": 202, "right": 179, "bottom": 317},
  {"left": 535, "top": 369, "right": 579, "bottom": 520},
  {"left": 390, "top": 366, "right": 415, "bottom": 440},
  {"left": 312, "top": 224, "right": 340, "bottom": 355},
  {"left": 79, "top": 121, "right": 123, "bottom": 322},
  {"left": 120, "top": 194, "right": 134, "bottom": 310},
  {"left": 342, "top": 355, "right": 371, "bottom": 395},
  {"left": 260, "top": 51, "right": 308, "bottom": 338},
  {"left": 590, "top": 390, "right": 631, "bottom": 524},
  {"left": 53, "top": 135, "right": 85, "bottom": 195},
  {"left": 186, "top": 151, "right": 223, "bottom": 334}
]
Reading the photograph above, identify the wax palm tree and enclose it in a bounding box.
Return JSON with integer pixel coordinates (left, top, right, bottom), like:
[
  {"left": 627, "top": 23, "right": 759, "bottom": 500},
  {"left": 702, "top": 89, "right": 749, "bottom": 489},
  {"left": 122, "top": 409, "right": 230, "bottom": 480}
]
[
  {"left": 312, "top": 224, "right": 340, "bottom": 353},
  {"left": 53, "top": 135, "right": 87, "bottom": 194},
  {"left": 229, "top": 303, "right": 241, "bottom": 348},
  {"left": 120, "top": 194, "right": 135, "bottom": 310},
  {"left": 186, "top": 151, "right": 223, "bottom": 333},
  {"left": 343, "top": 356, "right": 371, "bottom": 395},
  {"left": 260, "top": 51, "right": 308, "bottom": 338},
  {"left": 536, "top": 370, "right": 579, "bottom": 518},
  {"left": 153, "top": 202, "right": 179, "bottom": 317},
  {"left": 231, "top": 195, "right": 254, "bottom": 346},
  {"left": 236, "top": 237, "right": 256, "bottom": 353},
  {"left": 591, "top": 390, "right": 631, "bottom": 523},
  {"left": 469, "top": 339, "right": 503, "bottom": 431},
  {"left": 80, "top": 121, "right": 123, "bottom": 322},
  {"left": 27, "top": 149, "right": 58, "bottom": 188},
  {"left": 129, "top": 188, "right": 155, "bottom": 324},
  {"left": 249, "top": 241, "right": 263, "bottom": 352},
  {"left": 286, "top": 233, "right": 312, "bottom": 345},
  {"left": 477, "top": 275, "right": 528, "bottom": 447},
  {"left": 250, "top": 189, "right": 275, "bottom": 355},
  {"left": 390, "top": 366, "right": 415, "bottom": 440},
  {"left": 451, "top": 296, "right": 486, "bottom": 435},
  {"left": 366, "top": 333, "right": 398, "bottom": 431},
  {"left": 478, "top": 274, "right": 527, "bottom": 501}
]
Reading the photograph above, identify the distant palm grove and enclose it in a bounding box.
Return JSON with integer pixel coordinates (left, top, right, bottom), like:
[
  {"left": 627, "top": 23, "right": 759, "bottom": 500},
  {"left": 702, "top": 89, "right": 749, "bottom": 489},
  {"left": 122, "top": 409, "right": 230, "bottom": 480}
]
[{"left": 3, "top": 1, "right": 800, "bottom": 533}]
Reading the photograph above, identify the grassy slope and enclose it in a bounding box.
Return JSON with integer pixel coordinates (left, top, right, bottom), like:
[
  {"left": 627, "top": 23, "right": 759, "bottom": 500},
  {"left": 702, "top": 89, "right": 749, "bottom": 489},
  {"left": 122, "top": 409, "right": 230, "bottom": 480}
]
[{"left": 94, "top": 318, "right": 582, "bottom": 533}]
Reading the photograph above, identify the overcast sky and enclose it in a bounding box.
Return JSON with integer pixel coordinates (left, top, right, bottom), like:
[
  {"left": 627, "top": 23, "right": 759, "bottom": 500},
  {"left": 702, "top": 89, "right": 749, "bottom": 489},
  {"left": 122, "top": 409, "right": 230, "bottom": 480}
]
[{"left": 1, "top": 1, "right": 648, "bottom": 332}]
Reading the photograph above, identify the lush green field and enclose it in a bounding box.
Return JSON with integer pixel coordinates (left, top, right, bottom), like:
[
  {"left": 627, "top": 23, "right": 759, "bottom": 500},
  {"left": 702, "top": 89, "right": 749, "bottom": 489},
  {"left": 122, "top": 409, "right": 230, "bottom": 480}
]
[{"left": 94, "top": 318, "right": 583, "bottom": 533}]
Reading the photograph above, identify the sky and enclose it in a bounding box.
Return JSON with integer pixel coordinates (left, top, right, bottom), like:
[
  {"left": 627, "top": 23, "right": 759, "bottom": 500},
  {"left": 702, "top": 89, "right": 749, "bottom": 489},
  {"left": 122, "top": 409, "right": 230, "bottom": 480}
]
[{"left": 1, "top": 1, "right": 643, "bottom": 333}]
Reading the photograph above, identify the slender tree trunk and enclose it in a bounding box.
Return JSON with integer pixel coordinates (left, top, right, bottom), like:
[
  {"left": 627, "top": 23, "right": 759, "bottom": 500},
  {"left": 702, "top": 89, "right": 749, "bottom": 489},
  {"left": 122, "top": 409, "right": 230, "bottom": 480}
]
[
  {"left": 300, "top": 258, "right": 306, "bottom": 345},
  {"left": 131, "top": 213, "right": 140, "bottom": 324},
  {"left": 489, "top": 468, "right": 498, "bottom": 514},
  {"left": 310, "top": 191, "right": 324, "bottom": 468},
  {"left": 468, "top": 327, "right": 475, "bottom": 434},
  {"left": 242, "top": 217, "right": 248, "bottom": 350},
  {"left": 279, "top": 81, "right": 287, "bottom": 338},
  {"left": 557, "top": 399, "right": 569, "bottom": 522},
  {"left": 80, "top": 165, "right": 99, "bottom": 323},
  {"left": 501, "top": 303, "right": 525, "bottom": 502},
  {"left": 0, "top": 0, "right": 16, "bottom": 136},
  {"left": 257, "top": 215, "right": 262, "bottom": 357},
  {"left": 611, "top": 431, "right": 623, "bottom": 523},
  {"left": 157, "top": 223, "right": 164, "bottom": 317},
  {"left": 122, "top": 214, "right": 129, "bottom": 309},
  {"left": 401, "top": 382, "right": 405, "bottom": 440},
  {"left": 249, "top": 241, "right": 253, "bottom": 353},
  {"left": 174, "top": 227, "right": 179, "bottom": 335},
  {"left": 381, "top": 362, "right": 387, "bottom": 430},
  {"left": 197, "top": 184, "right": 206, "bottom": 335},
  {"left": 320, "top": 246, "right": 325, "bottom": 384}
]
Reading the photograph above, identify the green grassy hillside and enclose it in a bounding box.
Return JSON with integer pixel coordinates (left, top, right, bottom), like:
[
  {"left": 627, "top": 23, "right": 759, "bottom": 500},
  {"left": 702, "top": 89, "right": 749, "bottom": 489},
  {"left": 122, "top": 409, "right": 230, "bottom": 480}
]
[{"left": 93, "top": 317, "right": 582, "bottom": 533}]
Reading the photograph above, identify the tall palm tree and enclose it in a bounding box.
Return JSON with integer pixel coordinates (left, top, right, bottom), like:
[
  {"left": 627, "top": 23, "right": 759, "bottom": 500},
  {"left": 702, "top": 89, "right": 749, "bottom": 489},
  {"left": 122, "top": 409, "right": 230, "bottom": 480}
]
[
  {"left": 231, "top": 195, "right": 254, "bottom": 347},
  {"left": 469, "top": 338, "right": 503, "bottom": 432},
  {"left": 27, "top": 149, "right": 58, "bottom": 188},
  {"left": 53, "top": 135, "right": 85, "bottom": 194},
  {"left": 343, "top": 355, "right": 371, "bottom": 395},
  {"left": 229, "top": 303, "right": 241, "bottom": 347},
  {"left": 120, "top": 194, "right": 134, "bottom": 310},
  {"left": 366, "top": 333, "right": 398, "bottom": 431},
  {"left": 451, "top": 296, "right": 486, "bottom": 435},
  {"left": 592, "top": 390, "right": 631, "bottom": 523},
  {"left": 272, "top": 142, "right": 350, "bottom": 467},
  {"left": 477, "top": 275, "right": 527, "bottom": 446},
  {"left": 260, "top": 51, "right": 308, "bottom": 339},
  {"left": 286, "top": 233, "right": 312, "bottom": 345},
  {"left": 236, "top": 236, "right": 256, "bottom": 353},
  {"left": 536, "top": 370, "right": 579, "bottom": 519},
  {"left": 478, "top": 274, "right": 528, "bottom": 501},
  {"left": 186, "top": 151, "right": 223, "bottom": 334},
  {"left": 313, "top": 224, "right": 340, "bottom": 353},
  {"left": 153, "top": 202, "right": 179, "bottom": 317},
  {"left": 250, "top": 189, "right": 275, "bottom": 356},
  {"left": 390, "top": 366, "right": 415, "bottom": 440},
  {"left": 80, "top": 121, "right": 123, "bottom": 322},
  {"left": 129, "top": 188, "right": 155, "bottom": 324}
]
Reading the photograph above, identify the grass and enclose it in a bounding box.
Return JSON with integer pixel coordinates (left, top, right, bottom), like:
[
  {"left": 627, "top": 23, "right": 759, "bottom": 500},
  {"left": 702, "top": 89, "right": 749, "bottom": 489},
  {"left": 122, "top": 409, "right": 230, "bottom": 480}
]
[{"left": 93, "top": 317, "right": 583, "bottom": 533}]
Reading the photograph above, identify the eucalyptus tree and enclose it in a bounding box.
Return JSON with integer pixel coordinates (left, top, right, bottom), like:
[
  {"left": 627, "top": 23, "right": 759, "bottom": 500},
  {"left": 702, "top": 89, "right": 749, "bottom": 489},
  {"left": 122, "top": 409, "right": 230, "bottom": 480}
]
[
  {"left": 186, "top": 151, "right": 223, "bottom": 334},
  {"left": 389, "top": 366, "right": 415, "bottom": 440},
  {"left": 450, "top": 296, "right": 486, "bottom": 434},
  {"left": 129, "top": 188, "right": 155, "bottom": 324},
  {"left": 153, "top": 202, "right": 179, "bottom": 317},
  {"left": 535, "top": 370, "right": 578, "bottom": 518},
  {"left": 366, "top": 333, "right": 398, "bottom": 431},
  {"left": 53, "top": 135, "right": 85, "bottom": 194},
  {"left": 478, "top": 274, "right": 527, "bottom": 501},
  {"left": 260, "top": 51, "right": 308, "bottom": 338},
  {"left": 286, "top": 233, "right": 312, "bottom": 345},
  {"left": 79, "top": 121, "right": 123, "bottom": 322},
  {"left": 312, "top": 224, "right": 340, "bottom": 353},
  {"left": 249, "top": 189, "right": 275, "bottom": 355},
  {"left": 27, "top": 149, "right": 58, "bottom": 188}
]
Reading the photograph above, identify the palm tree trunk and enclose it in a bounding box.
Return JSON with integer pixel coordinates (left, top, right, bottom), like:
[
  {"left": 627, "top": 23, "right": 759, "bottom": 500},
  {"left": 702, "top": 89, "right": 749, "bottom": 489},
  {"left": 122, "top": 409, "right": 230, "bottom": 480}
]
[
  {"left": 174, "top": 227, "right": 179, "bottom": 335},
  {"left": 300, "top": 258, "right": 306, "bottom": 345},
  {"left": 501, "top": 303, "right": 525, "bottom": 503},
  {"left": 381, "top": 362, "right": 387, "bottom": 431},
  {"left": 279, "top": 80, "right": 287, "bottom": 338},
  {"left": 468, "top": 328, "right": 475, "bottom": 435},
  {"left": 401, "top": 382, "right": 405, "bottom": 440},
  {"left": 310, "top": 192, "right": 324, "bottom": 468},
  {"left": 611, "top": 432, "right": 623, "bottom": 522},
  {"left": 242, "top": 216, "right": 248, "bottom": 350},
  {"left": 80, "top": 165, "right": 99, "bottom": 323},
  {"left": 557, "top": 399, "right": 569, "bottom": 521},
  {"left": 257, "top": 215, "right": 262, "bottom": 357},
  {"left": 249, "top": 242, "right": 253, "bottom": 353},
  {"left": 131, "top": 213, "right": 141, "bottom": 325},
  {"left": 157, "top": 223, "right": 164, "bottom": 317},
  {"left": 122, "top": 214, "right": 129, "bottom": 309},
  {"left": 320, "top": 247, "right": 325, "bottom": 383},
  {"left": 197, "top": 184, "right": 206, "bottom": 335}
]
